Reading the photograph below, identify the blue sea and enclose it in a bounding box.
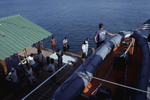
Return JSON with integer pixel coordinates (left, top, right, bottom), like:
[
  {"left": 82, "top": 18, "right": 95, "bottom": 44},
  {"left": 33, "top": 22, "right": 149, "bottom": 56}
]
[{"left": 0, "top": 0, "right": 150, "bottom": 52}]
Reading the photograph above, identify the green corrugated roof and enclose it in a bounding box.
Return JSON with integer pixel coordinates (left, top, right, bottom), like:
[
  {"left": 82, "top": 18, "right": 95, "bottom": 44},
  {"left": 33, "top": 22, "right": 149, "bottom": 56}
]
[{"left": 0, "top": 15, "right": 52, "bottom": 59}]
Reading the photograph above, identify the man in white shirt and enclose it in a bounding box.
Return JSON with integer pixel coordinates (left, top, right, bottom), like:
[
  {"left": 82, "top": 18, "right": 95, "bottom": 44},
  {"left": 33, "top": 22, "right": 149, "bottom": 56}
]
[
  {"left": 28, "top": 54, "right": 39, "bottom": 68},
  {"left": 85, "top": 38, "right": 89, "bottom": 57},
  {"left": 28, "top": 54, "right": 35, "bottom": 66},
  {"left": 28, "top": 54, "right": 39, "bottom": 74},
  {"left": 63, "top": 37, "right": 68, "bottom": 52},
  {"left": 82, "top": 41, "right": 86, "bottom": 60}
]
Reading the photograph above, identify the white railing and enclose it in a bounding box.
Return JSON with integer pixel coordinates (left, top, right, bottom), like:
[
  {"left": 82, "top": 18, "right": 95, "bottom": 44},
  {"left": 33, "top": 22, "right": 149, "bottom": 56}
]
[{"left": 22, "top": 61, "right": 71, "bottom": 100}]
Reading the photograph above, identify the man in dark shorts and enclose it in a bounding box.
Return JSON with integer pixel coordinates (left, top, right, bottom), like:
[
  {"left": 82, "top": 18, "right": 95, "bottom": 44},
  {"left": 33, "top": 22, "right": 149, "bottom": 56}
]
[{"left": 94, "top": 23, "right": 116, "bottom": 48}]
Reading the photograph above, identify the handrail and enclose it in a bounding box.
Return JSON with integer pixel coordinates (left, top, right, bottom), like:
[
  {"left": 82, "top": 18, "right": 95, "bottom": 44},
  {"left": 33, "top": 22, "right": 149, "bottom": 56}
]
[
  {"left": 92, "top": 76, "right": 150, "bottom": 95},
  {"left": 39, "top": 62, "right": 75, "bottom": 99},
  {"left": 22, "top": 61, "right": 71, "bottom": 100},
  {"left": 76, "top": 72, "right": 150, "bottom": 95}
]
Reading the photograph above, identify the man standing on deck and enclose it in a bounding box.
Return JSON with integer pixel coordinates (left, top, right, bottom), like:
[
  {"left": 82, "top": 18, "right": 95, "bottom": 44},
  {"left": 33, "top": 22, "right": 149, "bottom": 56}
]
[
  {"left": 49, "top": 36, "right": 56, "bottom": 52},
  {"left": 94, "top": 23, "right": 116, "bottom": 48},
  {"left": 56, "top": 49, "right": 63, "bottom": 68},
  {"left": 28, "top": 54, "right": 40, "bottom": 75},
  {"left": 63, "top": 37, "right": 68, "bottom": 52},
  {"left": 6, "top": 68, "right": 19, "bottom": 86},
  {"left": 82, "top": 41, "right": 86, "bottom": 60},
  {"left": 85, "top": 38, "right": 89, "bottom": 57}
]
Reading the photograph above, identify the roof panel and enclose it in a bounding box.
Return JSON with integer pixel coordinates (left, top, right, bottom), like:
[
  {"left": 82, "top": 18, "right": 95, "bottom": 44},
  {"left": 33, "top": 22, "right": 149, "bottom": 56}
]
[{"left": 0, "top": 15, "right": 52, "bottom": 59}]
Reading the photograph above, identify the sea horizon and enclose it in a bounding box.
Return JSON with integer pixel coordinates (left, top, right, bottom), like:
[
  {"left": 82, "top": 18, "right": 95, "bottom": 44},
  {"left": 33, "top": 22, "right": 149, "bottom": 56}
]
[{"left": 0, "top": 0, "right": 150, "bottom": 52}]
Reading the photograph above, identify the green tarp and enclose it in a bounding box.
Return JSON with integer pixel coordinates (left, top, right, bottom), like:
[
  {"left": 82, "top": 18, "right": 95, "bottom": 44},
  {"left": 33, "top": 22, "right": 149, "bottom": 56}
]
[{"left": 0, "top": 15, "right": 52, "bottom": 59}]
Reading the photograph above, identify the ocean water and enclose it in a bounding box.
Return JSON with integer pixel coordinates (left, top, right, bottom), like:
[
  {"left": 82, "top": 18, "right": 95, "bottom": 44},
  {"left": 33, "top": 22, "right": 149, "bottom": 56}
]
[{"left": 0, "top": 0, "right": 150, "bottom": 52}]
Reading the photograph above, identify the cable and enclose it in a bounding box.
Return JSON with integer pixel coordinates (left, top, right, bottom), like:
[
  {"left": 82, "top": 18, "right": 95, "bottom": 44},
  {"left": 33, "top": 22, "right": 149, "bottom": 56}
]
[{"left": 92, "top": 76, "right": 150, "bottom": 95}]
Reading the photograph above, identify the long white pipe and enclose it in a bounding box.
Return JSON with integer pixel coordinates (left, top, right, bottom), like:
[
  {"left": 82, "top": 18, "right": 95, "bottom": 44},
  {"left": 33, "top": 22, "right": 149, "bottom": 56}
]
[{"left": 92, "top": 76, "right": 150, "bottom": 95}]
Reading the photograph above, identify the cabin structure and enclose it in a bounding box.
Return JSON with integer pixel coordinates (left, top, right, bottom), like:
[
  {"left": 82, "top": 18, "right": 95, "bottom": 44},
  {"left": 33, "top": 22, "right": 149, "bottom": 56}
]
[
  {"left": 0, "top": 14, "right": 52, "bottom": 61},
  {"left": 0, "top": 14, "right": 52, "bottom": 80}
]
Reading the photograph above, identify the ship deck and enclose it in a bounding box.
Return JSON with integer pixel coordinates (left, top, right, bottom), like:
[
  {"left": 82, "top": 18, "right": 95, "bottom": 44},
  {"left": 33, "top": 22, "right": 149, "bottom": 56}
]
[
  {"left": 2, "top": 46, "right": 85, "bottom": 100},
  {"left": 2, "top": 41, "right": 150, "bottom": 100}
]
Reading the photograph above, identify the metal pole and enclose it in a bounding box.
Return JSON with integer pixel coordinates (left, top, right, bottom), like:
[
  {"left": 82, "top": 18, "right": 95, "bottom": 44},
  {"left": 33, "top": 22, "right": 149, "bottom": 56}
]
[
  {"left": 22, "top": 61, "right": 70, "bottom": 100},
  {"left": 92, "top": 76, "right": 150, "bottom": 95}
]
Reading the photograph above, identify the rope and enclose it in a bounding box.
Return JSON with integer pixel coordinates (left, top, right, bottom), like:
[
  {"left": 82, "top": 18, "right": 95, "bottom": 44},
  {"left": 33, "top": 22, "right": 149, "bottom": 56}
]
[
  {"left": 91, "top": 67, "right": 112, "bottom": 95},
  {"left": 77, "top": 71, "right": 92, "bottom": 82},
  {"left": 92, "top": 76, "right": 150, "bottom": 95},
  {"left": 121, "top": 38, "right": 133, "bottom": 57}
]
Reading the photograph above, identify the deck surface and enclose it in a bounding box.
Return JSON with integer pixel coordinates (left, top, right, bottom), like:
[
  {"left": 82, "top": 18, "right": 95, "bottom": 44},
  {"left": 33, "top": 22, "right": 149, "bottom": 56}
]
[{"left": 2, "top": 46, "right": 85, "bottom": 100}]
